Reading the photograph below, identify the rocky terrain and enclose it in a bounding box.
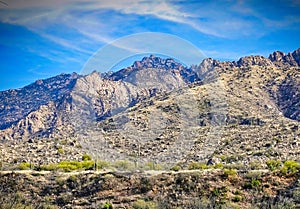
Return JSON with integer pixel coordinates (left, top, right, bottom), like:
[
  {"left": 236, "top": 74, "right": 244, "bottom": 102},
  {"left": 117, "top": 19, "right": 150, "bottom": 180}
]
[{"left": 0, "top": 49, "right": 300, "bottom": 208}]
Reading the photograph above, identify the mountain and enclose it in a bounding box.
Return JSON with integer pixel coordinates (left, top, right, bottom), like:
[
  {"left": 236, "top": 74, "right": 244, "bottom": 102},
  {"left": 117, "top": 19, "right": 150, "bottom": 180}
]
[
  {"left": 0, "top": 50, "right": 300, "bottom": 168},
  {"left": 0, "top": 73, "right": 78, "bottom": 130}
]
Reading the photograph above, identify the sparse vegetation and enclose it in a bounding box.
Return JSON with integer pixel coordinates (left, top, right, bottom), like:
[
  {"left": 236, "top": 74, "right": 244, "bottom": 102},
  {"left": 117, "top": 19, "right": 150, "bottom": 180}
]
[
  {"left": 82, "top": 154, "right": 92, "bottom": 161},
  {"left": 102, "top": 202, "right": 113, "bottom": 209},
  {"left": 114, "top": 160, "right": 134, "bottom": 170},
  {"left": 280, "top": 160, "right": 300, "bottom": 175},
  {"left": 39, "top": 160, "right": 94, "bottom": 172},
  {"left": 96, "top": 160, "right": 111, "bottom": 170},
  {"left": 19, "top": 162, "right": 32, "bottom": 170},
  {"left": 132, "top": 199, "right": 157, "bottom": 209},
  {"left": 266, "top": 159, "right": 281, "bottom": 171},
  {"left": 57, "top": 147, "right": 64, "bottom": 154},
  {"left": 223, "top": 168, "right": 237, "bottom": 178},
  {"left": 171, "top": 165, "right": 180, "bottom": 172},
  {"left": 143, "top": 162, "right": 163, "bottom": 171},
  {"left": 188, "top": 162, "right": 210, "bottom": 170}
]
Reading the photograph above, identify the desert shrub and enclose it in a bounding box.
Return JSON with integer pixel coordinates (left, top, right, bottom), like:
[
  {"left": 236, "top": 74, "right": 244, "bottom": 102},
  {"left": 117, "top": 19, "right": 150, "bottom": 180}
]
[
  {"left": 266, "top": 160, "right": 281, "bottom": 171},
  {"left": 188, "top": 162, "right": 209, "bottom": 170},
  {"left": 249, "top": 160, "right": 263, "bottom": 170},
  {"left": 211, "top": 186, "right": 228, "bottom": 198},
  {"left": 143, "top": 162, "right": 163, "bottom": 170},
  {"left": 132, "top": 199, "right": 157, "bottom": 209},
  {"left": 280, "top": 160, "right": 300, "bottom": 175},
  {"left": 140, "top": 177, "right": 152, "bottom": 193},
  {"left": 19, "top": 162, "right": 32, "bottom": 170},
  {"left": 57, "top": 161, "right": 79, "bottom": 172},
  {"left": 68, "top": 175, "right": 77, "bottom": 182},
  {"left": 102, "top": 202, "right": 113, "bottom": 209},
  {"left": 40, "top": 161, "right": 94, "bottom": 172},
  {"left": 80, "top": 160, "right": 94, "bottom": 170},
  {"left": 214, "top": 163, "right": 224, "bottom": 169},
  {"left": 82, "top": 154, "right": 92, "bottom": 161},
  {"left": 171, "top": 165, "right": 180, "bottom": 172},
  {"left": 114, "top": 160, "right": 134, "bottom": 170},
  {"left": 223, "top": 168, "right": 237, "bottom": 178},
  {"left": 245, "top": 171, "right": 261, "bottom": 180},
  {"left": 55, "top": 177, "right": 66, "bottom": 186},
  {"left": 40, "top": 163, "right": 58, "bottom": 171},
  {"left": 232, "top": 195, "right": 242, "bottom": 202},
  {"left": 293, "top": 187, "right": 300, "bottom": 202},
  {"left": 57, "top": 147, "right": 64, "bottom": 154},
  {"left": 57, "top": 161, "right": 94, "bottom": 172},
  {"left": 97, "top": 160, "right": 111, "bottom": 170},
  {"left": 244, "top": 179, "right": 261, "bottom": 190}
]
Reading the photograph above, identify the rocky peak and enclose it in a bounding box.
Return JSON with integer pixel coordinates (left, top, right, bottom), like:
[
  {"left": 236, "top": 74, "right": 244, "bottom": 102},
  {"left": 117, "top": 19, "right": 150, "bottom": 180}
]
[
  {"left": 292, "top": 48, "right": 300, "bottom": 66},
  {"left": 132, "top": 55, "right": 185, "bottom": 70},
  {"left": 198, "top": 58, "right": 221, "bottom": 74},
  {"left": 237, "top": 55, "right": 274, "bottom": 67},
  {"left": 109, "top": 55, "right": 186, "bottom": 81},
  {"left": 268, "top": 48, "right": 300, "bottom": 67},
  {"left": 269, "top": 51, "right": 285, "bottom": 62}
]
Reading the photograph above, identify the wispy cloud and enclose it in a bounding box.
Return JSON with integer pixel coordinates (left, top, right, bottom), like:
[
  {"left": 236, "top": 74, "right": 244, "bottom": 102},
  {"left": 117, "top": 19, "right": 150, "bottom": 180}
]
[{"left": 1, "top": 0, "right": 299, "bottom": 62}]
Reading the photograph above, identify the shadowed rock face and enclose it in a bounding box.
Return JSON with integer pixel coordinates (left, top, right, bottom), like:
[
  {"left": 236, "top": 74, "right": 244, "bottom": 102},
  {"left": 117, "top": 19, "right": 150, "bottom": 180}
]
[{"left": 277, "top": 73, "right": 300, "bottom": 121}]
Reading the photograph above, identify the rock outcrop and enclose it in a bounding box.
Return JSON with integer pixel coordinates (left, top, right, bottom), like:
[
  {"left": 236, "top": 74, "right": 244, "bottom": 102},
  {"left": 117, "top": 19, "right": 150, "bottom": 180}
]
[{"left": 269, "top": 48, "right": 300, "bottom": 67}]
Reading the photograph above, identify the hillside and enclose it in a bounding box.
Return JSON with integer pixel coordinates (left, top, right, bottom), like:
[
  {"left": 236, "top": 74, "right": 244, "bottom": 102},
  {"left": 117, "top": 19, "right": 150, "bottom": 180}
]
[
  {"left": 0, "top": 50, "right": 300, "bottom": 168},
  {"left": 0, "top": 49, "right": 300, "bottom": 208}
]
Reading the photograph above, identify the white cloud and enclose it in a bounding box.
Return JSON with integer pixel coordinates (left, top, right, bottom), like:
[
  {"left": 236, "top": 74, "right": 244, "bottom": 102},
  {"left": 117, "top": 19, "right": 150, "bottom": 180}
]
[
  {"left": 0, "top": 0, "right": 222, "bottom": 37},
  {"left": 1, "top": 0, "right": 298, "bottom": 62}
]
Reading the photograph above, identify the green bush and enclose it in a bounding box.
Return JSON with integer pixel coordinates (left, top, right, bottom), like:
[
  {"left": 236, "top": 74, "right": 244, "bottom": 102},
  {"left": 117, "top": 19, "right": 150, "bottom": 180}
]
[
  {"left": 223, "top": 168, "right": 237, "bottom": 178},
  {"left": 57, "top": 147, "right": 64, "bottom": 154},
  {"left": 280, "top": 160, "right": 300, "bottom": 175},
  {"left": 40, "top": 160, "right": 94, "bottom": 172},
  {"left": 40, "top": 163, "right": 58, "bottom": 171},
  {"left": 171, "top": 165, "right": 180, "bottom": 172},
  {"left": 58, "top": 161, "right": 94, "bottom": 172},
  {"left": 19, "top": 162, "right": 32, "bottom": 170},
  {"left": 132, "top": 199, "right": 157, "bottom": 209},
  {"left": 266, "top": 160, "right": 281, "bottom": 171},
  {"left": 251, "top": 179, "right": 261, "bottom": 187},
  {"left": 188, "top": 162, "right": 210, "bottom": 170},
  {"left": 214, "top": 163, "right": 224, "bottom": 169},
  {"left": 82, "top": 154, "right": 92, "bottom": 161},
  {"left": 244, "top": 179, "right": 261, "bottom": 190},
  {"left": 102, "top": 202, "right": 113, "bottom": 209}
]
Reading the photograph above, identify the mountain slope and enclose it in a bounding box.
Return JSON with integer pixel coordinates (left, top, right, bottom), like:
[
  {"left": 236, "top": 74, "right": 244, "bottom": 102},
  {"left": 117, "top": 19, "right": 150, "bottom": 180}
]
[
  {"left": 0, "top": 49, "right": 300, "bottom": 168},
  {"left": 0, "top": 73, "right": 78, "bottom": 130}
]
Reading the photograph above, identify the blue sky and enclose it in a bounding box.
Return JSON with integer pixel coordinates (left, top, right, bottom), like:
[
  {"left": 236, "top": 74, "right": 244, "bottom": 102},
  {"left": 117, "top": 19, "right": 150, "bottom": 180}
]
[{"left": 0, "top": 0, "right": 300, "bottom": 91}]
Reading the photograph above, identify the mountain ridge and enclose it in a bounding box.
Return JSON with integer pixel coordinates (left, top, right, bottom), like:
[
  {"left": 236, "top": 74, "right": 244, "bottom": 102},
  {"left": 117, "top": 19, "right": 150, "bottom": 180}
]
[{"left": 0, "top": 48, "right": 299, "bottom": 167}]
